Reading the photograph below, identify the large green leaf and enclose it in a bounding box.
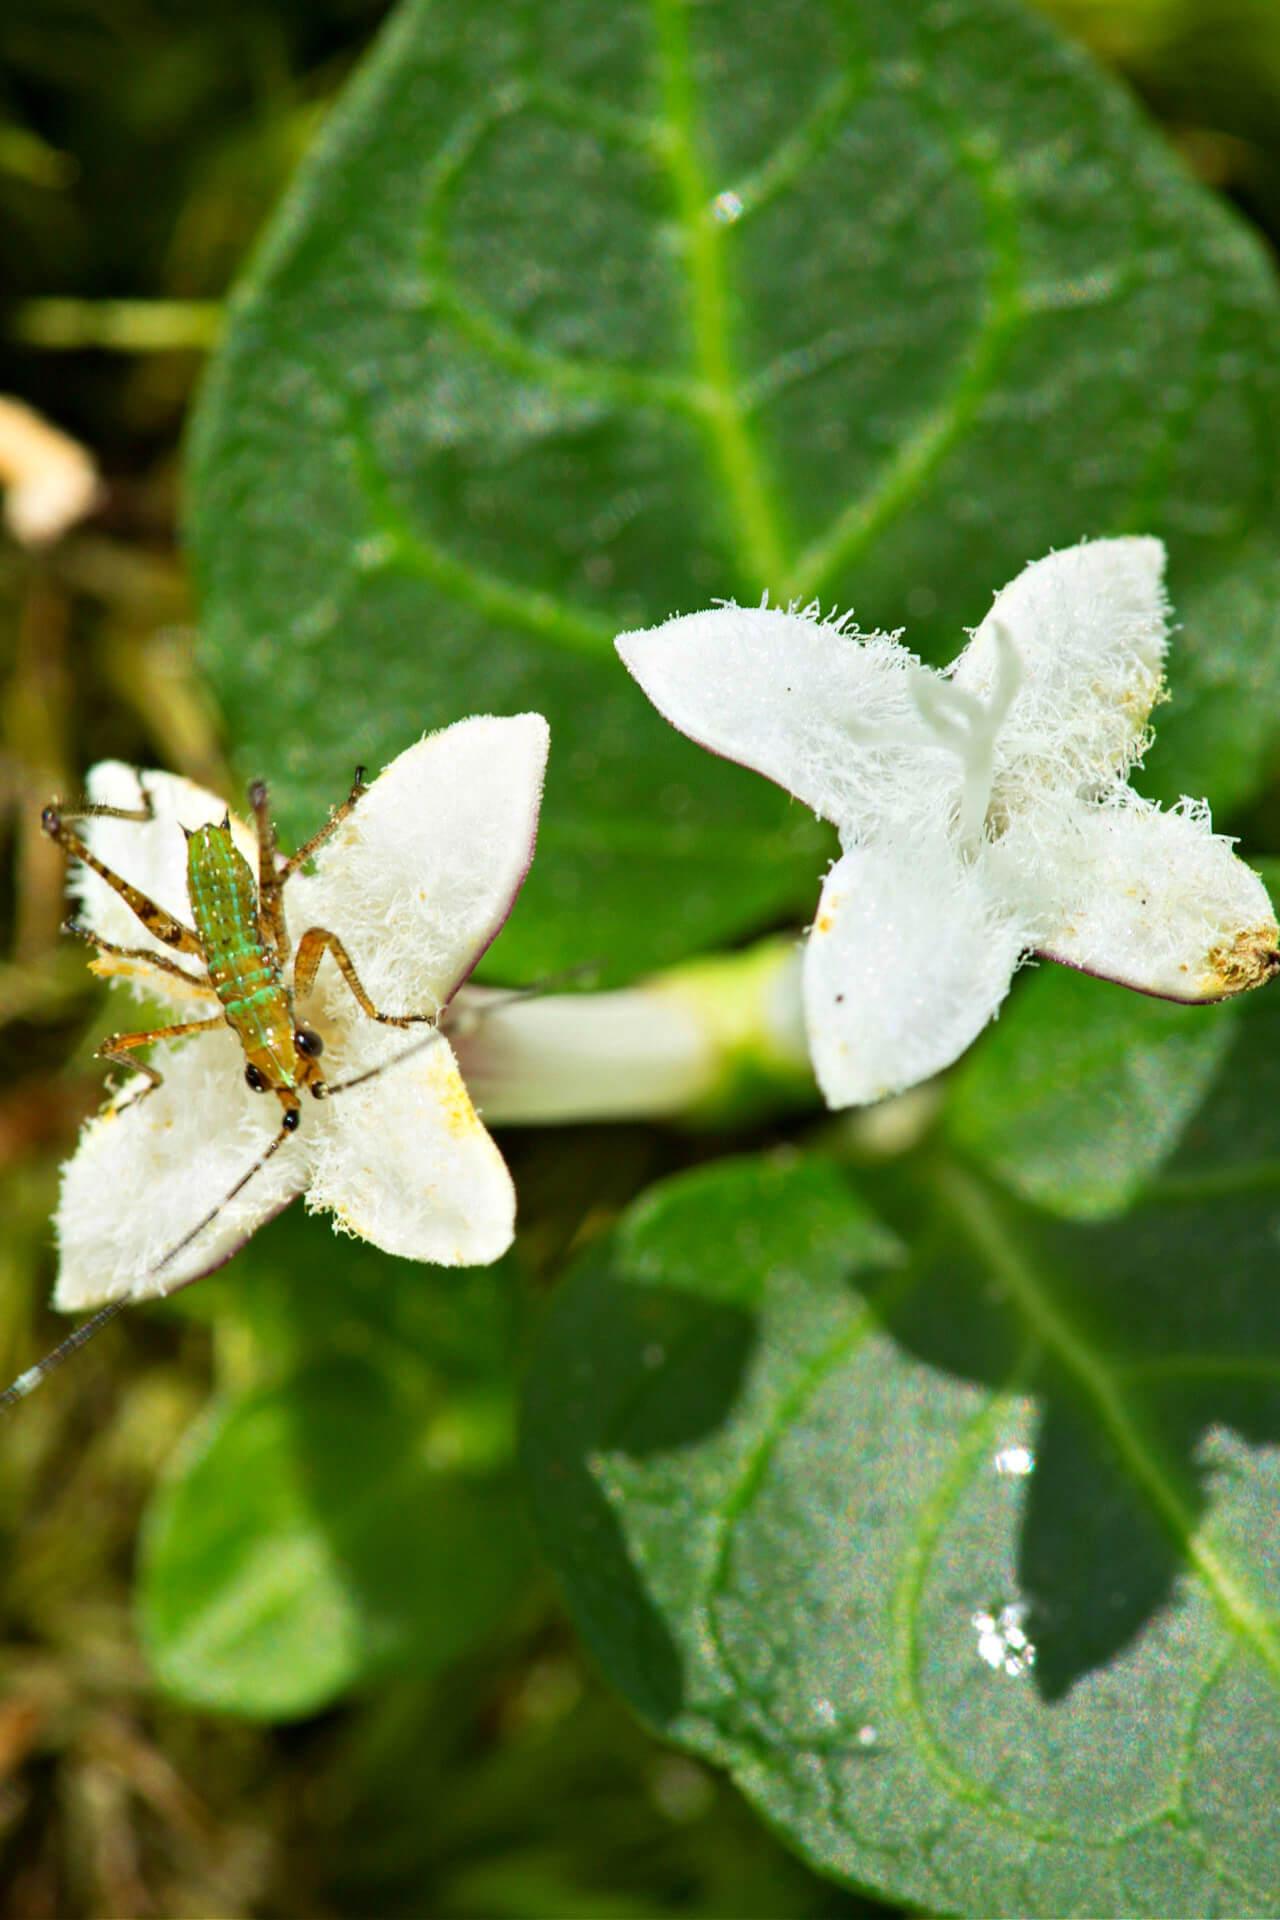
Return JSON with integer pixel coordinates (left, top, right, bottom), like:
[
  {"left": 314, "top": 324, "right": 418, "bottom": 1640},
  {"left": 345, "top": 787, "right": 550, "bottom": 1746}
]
[
  {"left": 189, "top": 0, "right": 1280, "bottom": 980},
  {"left": 944, "top": 965, "right": 1238, "bottom": 1219},
  {"left": 524, "top": 1145, "right": 1280, "bottom": 1914}
]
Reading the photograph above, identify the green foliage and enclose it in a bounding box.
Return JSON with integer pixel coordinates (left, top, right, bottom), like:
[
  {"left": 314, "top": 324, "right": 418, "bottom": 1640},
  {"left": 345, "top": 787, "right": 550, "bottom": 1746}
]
[
  {"left": 190, "top": 0, "right": 1280, "bottom": 984},
  {"left": 524, "top": 1131, "right": 1280, "bottom": 1916},
  {"left": 163, "top": 0, "right": 1280, "bottom": 1910},
  {"left": 140, "top": 1212, "right": 529, "bottom": 1719},
  {"left": 945, "top": 967, "right": 1236, "bottom": 1219}
]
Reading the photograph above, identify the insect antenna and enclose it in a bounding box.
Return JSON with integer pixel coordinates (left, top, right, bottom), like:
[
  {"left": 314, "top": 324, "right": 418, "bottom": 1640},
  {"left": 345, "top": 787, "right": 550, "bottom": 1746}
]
[
  {"left": 0, "top": 1298, "right": 131, "bottom": 1411},
  {"left": 1, "top": 968, "right": 601, "bottom": 1409},
  {"left": 319, "top": 966, "right": 601, "bottom": 1101},
  {"left": 0, "top": 1116, "right": 298, "bottom": 1414},
  {"left": 154, "top": 1116, "right": 297, "bottom": 1273}
]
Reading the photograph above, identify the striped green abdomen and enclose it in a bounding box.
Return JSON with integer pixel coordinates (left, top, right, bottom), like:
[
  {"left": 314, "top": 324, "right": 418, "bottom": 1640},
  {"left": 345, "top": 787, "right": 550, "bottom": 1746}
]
[{"left": 187, "top": 825, "right": 296, "bottom": 1082}]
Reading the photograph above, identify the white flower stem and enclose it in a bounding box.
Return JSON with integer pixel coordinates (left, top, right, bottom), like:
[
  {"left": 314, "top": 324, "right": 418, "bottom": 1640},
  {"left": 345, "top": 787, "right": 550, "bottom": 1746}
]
[{"left": 449, "top": 936, "right": 815, "bottom": 1127}]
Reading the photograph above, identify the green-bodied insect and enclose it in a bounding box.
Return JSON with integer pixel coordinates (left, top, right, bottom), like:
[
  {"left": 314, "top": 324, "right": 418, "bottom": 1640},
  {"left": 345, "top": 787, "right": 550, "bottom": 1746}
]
[
  {"left": 1, "top": 714, "right": 551, "bottom": 1411},
  {"left": 3, "top": 765, "right": 436, "bottom": 1409}
]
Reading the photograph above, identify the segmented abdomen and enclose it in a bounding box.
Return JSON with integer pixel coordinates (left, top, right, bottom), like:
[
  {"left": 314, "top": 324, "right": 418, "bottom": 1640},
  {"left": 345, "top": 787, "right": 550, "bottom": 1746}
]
[{"left": 187, "top": 825, "right": 294, "bottom": 1074}]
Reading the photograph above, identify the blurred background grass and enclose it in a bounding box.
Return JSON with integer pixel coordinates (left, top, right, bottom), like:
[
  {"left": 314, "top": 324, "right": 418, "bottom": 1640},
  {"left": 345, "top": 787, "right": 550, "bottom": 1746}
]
[{"left": 0, "top": 0, "right": 1278, "bottom": 1911}]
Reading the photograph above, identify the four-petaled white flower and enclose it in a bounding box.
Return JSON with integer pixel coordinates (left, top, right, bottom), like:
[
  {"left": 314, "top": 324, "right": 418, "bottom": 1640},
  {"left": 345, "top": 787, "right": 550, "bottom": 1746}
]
[
  {"left": 617, "top": 538, "right": 1278, "bottom": 1107},
  {"left": 55, "top": 715, "right": 548, "bottom": 1311}
]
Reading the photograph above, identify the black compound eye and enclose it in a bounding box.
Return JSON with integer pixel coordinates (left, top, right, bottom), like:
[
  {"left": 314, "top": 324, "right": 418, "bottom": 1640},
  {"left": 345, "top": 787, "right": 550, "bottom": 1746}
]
[
  {"left": 244, "top": 1063, "right": 268, "bottom": 1093},
  {"left": 294, "top": 1026, "right": 324, "bottom": 1059}
]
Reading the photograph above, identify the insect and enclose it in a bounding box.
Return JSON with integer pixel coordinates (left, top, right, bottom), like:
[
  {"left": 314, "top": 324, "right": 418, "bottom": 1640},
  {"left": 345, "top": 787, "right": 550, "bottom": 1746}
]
[{"left": 1, "top": 765, "right": 440, "bottom": 1408}]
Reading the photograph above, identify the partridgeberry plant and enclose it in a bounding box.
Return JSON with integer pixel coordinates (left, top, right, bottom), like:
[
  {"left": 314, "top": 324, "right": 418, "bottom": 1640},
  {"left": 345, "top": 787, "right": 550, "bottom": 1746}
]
[{"left": 619, "top": 538, "right": 1279, "bottom": 1104}]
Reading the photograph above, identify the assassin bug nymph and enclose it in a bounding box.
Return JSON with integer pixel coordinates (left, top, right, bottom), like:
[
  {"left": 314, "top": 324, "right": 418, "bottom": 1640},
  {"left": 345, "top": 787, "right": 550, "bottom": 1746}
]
[{"left": 2, "top": 766, "right": 442, "bottom": 1408}]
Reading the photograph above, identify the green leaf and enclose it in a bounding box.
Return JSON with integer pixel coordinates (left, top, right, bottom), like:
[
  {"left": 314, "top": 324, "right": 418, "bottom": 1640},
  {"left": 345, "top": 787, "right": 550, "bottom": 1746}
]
[
  {"left": 174, "top": 1201, "right": 522, "bottom": 1397},
  {"left": 189, "top": 0, "right": 1280, "bottom": 980},
  {"left": 141, "top": 1354, "right": 530, "bottom": 1719},
  {"left": 523, "top": 1150, "right": 1280, "bottom": 1914},
  {"left": 945, "top": 964, "right": 1237, "bottom": 1218}
]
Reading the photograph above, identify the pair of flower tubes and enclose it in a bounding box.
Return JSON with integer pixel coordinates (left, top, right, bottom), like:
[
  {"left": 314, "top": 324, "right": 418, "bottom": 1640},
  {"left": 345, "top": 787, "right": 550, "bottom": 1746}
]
[{"left": 43, "top": 536, "right": 1280, "bottom": 1346}]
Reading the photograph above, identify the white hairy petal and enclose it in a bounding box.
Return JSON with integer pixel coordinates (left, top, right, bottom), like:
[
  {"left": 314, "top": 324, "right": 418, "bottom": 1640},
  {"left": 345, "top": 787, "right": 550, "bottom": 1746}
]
[
  {"left": 306, "top": 1024, "right": 515, "bottom": 1266},
  {"left": 803, "top": 834, "right": 1029, "bottom": 1107},
  {"left": 74, "top": 762, "right": 249, "bottom": 1003},
  {"left": 288, "top": 715, "right": 548, "bottom": 1018},
  {"left": 617, "top": 604, "right": 950, "bottom": 833},
  {"left": 997, "top": 793, "right": 1280, "bottom": 1002},
  {"left": 953, "top": 537, "right": 1169, "bottom": 798},
  {"left": 54, "top": 1026, "right": 310, "bottom": 1310}
]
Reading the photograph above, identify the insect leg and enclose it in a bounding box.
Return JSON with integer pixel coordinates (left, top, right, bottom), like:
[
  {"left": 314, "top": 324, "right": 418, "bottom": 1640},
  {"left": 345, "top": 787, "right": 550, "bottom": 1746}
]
[
  {"left": 97, "top": 1015, "right": 225, "bottom": 1103},
  {"left": 42, "top": 805, "right": 202, "bottom": 956},
  {"left": 53, "top": 770, "right": 156, "bottom": 826},
  {"left": 62, "top": 918, "right": 208, "bottom": 991},
  {"left": 276, "top": 766, "right": 369, "bottom": 883},
  {"left": 250, "top": 767, "right": 368, "bottom": 962},
  {"left": 293, "top": 925, "right": 436, "bottom": 1028}
]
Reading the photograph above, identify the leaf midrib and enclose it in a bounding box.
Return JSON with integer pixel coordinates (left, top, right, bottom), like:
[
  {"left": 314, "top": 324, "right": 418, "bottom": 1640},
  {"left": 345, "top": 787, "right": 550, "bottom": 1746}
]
[
  {"left": 650, "top": 0, "right": 788, "bottom": 593},
  {"left": 934, "top": 1158, "right": 1280, "bottom": 1686}
]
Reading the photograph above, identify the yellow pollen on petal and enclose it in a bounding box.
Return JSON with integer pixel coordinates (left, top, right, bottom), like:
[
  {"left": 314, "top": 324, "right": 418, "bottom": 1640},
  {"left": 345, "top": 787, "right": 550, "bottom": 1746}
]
[
  {"left": 432, "top": 1058, "right": 483, "bottom": 1138},
  {"left": 1200, "top": 923, "right": 1280, "bottom": 999}
]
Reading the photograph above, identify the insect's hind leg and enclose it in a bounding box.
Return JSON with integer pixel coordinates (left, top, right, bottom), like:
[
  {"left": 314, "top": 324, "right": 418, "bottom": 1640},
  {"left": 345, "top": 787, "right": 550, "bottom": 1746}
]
[
  {"left": 42, "top": 804, "right": 202, "bottom": 957},
  {"left": 96, "top": 1015, "right": 224, "bottom": 1106},
  {"left": 250, "top": 766, "right": 368, "bottom": 964},
  {"left": 293, "top": 926, "right": 436, "bottom": 1028}
]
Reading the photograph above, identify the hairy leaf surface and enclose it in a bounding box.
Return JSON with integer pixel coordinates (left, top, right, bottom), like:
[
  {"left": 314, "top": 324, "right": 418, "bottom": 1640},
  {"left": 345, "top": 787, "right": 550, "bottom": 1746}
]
[
  {"left": 525, "top": 1148, "right": 1280, "bottom": 1914},
  {"left": 189, "top": 0, "right": 1280, "bottom": 979}
]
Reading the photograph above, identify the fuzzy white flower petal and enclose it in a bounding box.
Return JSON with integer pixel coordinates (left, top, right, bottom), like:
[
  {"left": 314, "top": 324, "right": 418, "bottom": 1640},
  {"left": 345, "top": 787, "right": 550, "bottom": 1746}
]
[
  {"left": 953, "top": 537, "right": 1169, "bottom": 797},
  {"left": 74, "top": 762, "right": 252, "bottom": 1002},
  {"left": 996, "top": 793, "right": 1280, "bottom": 1002},
  {"left": 54, "top": 1027, "right": 310, "bottom": 1310},
  {"left": 306, "top": 1026, "right": 515, "bottom": 1266},
  {"left": 287, "top": 715, "right": 548, "bottom": 1017},
  {"left": 803, "top": 835, "right": 1029, "bottom": 1107},
  {"left": 617, "top": 604, "right": 947, "bottom": 830}
]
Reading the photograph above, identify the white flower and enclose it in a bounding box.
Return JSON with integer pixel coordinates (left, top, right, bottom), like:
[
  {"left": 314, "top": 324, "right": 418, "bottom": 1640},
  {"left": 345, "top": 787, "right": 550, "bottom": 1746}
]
[
  {"left": 0, "top": 395, "right": 100, "bottom": 546},
  {"left": 55, "top": 715, "right": 548, "bottom": 1310},
  {"left": 617, "top": 538, "right": 1278, "bottom": 1108}
]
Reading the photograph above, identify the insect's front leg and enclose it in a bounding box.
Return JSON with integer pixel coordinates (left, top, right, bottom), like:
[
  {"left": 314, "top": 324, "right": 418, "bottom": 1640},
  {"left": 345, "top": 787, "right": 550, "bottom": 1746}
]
[
  {"left": 293, "top": 926, "right": 436, "bottom": 1028},
  {"left": 42, "top": 806, "right": 203, "bottom": 957},
  {"left": 97, "top": 1016, "right": 225, "bottom": 1105}
]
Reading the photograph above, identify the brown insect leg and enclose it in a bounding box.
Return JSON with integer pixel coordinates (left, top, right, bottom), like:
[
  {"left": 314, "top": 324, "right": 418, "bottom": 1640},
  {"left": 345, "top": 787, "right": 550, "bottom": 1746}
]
[
  {"left": 54, "top": 771, "right": 156, "bottom": 826},
  {"left": 250, "top": 766, "right": 369, "bottom": 966},
  {"left": 96, "top": 1015, "right": 225, "bottom": 1104},
  {"left": 247, "top": 777, "right": 289, "bottom": 967},
  {"left": 277, "top": 766, "right": 369, "bottom": 884},
  {"left": 62, "top": 918, "right": 208, "bottom": 992},
  {"left": 42, "top": 806, "right": 202, "bottom": 956},
  {"left": 293, "top": 926, "right": 435, "bottom": 1028}
]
